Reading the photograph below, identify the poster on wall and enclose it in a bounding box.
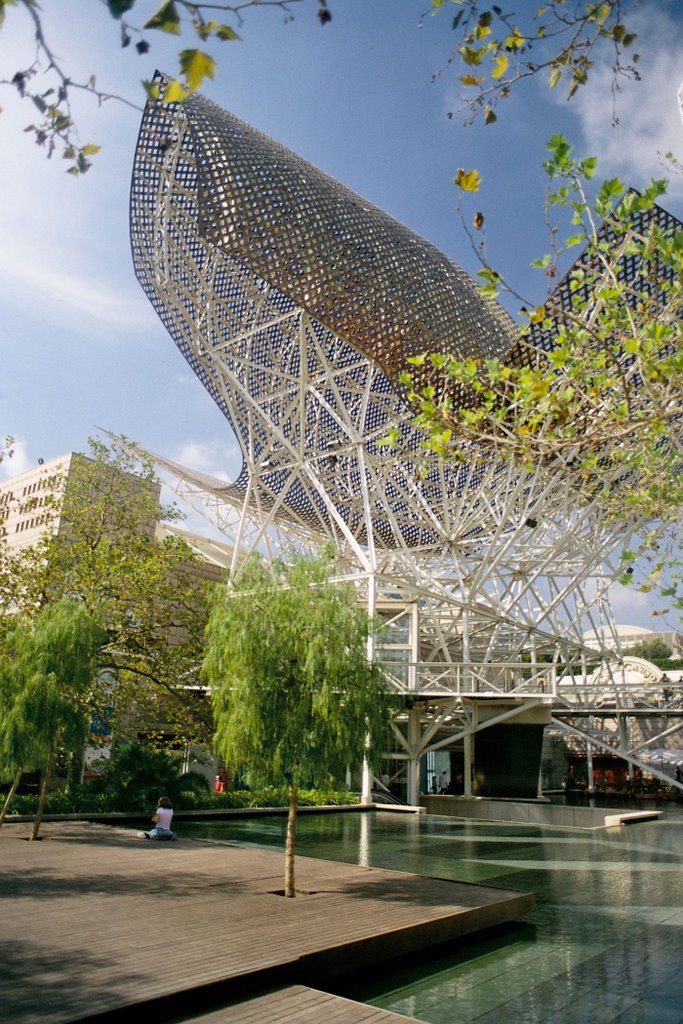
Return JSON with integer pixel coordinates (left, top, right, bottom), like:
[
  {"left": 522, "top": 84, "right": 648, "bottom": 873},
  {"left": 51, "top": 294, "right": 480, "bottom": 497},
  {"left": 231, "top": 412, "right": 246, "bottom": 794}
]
[{"left": 84, "top": 668, "right": 117, "bottom": 775}]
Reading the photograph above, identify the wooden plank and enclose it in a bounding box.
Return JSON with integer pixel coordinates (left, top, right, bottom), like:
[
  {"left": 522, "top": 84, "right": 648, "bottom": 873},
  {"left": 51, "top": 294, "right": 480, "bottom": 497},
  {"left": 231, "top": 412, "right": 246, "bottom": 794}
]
[
  {"left": 0, "top": 821, "right": 533, "bottom": 1024},
  {"left": 190, "top": 986, "right": 420, "bottom": 1024}
]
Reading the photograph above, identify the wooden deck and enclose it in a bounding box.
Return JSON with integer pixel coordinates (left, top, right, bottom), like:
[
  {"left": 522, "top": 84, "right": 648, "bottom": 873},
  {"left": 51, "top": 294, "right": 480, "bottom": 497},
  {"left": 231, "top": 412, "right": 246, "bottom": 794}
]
[
  {"left": 189, "top": 985, "right": 422, "bottom": 1023},
  {"left": 0, "top": 820, "right": 534, "bottom": 1024}
]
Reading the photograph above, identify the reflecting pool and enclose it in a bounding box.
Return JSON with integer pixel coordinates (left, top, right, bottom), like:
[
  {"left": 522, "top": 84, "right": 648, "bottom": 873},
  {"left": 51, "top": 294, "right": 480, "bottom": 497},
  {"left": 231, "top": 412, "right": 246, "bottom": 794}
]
[{"left": 179, "top": 810, "right": 683, "bottom": 1023}]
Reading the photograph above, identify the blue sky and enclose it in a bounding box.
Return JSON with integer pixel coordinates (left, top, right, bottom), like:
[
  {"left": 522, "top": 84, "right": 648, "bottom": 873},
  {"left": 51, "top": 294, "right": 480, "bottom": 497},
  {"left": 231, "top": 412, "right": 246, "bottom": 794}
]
[{"left": 1, "top": 0, "right": 682, "bottom": 627}]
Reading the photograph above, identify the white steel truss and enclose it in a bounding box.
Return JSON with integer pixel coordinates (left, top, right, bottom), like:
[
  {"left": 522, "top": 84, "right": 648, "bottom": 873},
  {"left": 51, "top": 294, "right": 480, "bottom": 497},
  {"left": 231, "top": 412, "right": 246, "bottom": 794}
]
[{"left": 128, "top": 78, "right": 682, "bottom": 796}]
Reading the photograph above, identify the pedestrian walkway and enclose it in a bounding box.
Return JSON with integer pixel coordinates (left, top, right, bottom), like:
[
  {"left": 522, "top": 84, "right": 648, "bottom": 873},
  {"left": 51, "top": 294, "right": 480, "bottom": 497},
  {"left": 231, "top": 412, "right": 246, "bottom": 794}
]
[{"left": 0, "top": 820, "right": 533, "bottom": 1023}]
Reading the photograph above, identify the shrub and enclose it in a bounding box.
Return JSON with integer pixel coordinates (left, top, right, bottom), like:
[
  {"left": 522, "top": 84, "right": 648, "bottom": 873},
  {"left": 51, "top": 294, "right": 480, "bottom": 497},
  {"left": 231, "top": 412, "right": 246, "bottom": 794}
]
[
  {"left": 4, "top": 741, "right": 357, "bottom": 817},
  {"left": 7, "top": 785, "right": 359, "bottom": 816},
  {"left": 86, "top": 742, "right": 209, "bottom": 812},
  {"left": 10, "top": 789, "right": 111, "bottom": 816}
]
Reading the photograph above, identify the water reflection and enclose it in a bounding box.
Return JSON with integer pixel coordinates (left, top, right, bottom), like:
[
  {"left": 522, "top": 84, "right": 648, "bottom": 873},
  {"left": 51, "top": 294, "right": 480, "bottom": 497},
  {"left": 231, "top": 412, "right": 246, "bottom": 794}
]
[
  {"left": 179, "top": 809, "right": 683, "bottom": 1023},
  {"left": 358, "top": 811, "right": 370, "bottom": 867}
]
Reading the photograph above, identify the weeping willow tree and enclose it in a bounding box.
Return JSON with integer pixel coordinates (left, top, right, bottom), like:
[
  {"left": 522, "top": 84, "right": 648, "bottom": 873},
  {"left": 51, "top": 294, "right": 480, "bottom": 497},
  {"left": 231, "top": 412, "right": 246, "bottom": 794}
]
[
  {"left": 0, "top": 644, "right": 40, "bottom": 828},
  {"left": 0, "top": 598, "right": 104, "bottom": 839},
  {"left": 203, "top": 550, "right": 393, "bottom": 897}
]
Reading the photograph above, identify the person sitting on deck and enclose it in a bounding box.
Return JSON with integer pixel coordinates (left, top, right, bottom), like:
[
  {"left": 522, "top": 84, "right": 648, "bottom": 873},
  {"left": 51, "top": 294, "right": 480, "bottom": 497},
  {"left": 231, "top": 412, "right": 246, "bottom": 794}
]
[{"left": 138, "top": 796, "right": 176, "bottom": 840}]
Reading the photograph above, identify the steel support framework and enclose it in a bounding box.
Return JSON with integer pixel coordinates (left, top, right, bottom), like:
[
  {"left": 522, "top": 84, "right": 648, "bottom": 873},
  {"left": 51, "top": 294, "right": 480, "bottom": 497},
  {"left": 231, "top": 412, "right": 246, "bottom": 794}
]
[{"left": 129, "top": 81, "right": 681, "bottom": 793}]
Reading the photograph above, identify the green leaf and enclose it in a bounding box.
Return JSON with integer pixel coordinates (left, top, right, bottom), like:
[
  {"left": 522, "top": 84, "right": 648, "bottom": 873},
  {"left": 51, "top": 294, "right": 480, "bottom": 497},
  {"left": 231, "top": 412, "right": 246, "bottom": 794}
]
[
  {"left": 377, "top": 426, "right": 401, "bottom": 447},
  {"left": 590, "top": 3, "right": 611, "bottom": 27},
  {"left": 162, "top": 79, "right": 187, "bottom": 103},
  {"left": 144, "top": 1, "right": 181, "bottom": 34},
  {"left": 179, "top": 49, "right": 216, "bottom": 92},
  {"left": 474, "top": 13, "right": 492, "bottom": 40},
  {"left": 106, "top": 0, "right": 136, "bottom": 18},
  {"left": 598, "top": 177, "right": 625, "bottom": 202},
  {"left": 458, "top": 44, "right": 490, "bottom": 66},
  {"left": 454, "top": 167, "right": 482, "bottom": 192},
  {"left": 143, "top": 80, "right": 161, "bottom": 102},
  {"left": 216, "top": 24, "right": 240, "bottom": 41},
  {"left": 505, "top": 29, "right": 525, "bottom": 50},
  {"left": 491, "top": 54, "right": 508, "bottom": 80}
]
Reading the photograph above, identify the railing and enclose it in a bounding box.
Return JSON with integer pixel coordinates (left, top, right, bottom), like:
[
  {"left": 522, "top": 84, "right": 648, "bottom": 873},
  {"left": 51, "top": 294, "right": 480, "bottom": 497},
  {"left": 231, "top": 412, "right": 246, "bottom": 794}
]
[
  {"left": 377, "top": 658, "right": 683, "bottom": 709},
  {"left": 378, "top": 659, "right": 558, "bottom": 698}
]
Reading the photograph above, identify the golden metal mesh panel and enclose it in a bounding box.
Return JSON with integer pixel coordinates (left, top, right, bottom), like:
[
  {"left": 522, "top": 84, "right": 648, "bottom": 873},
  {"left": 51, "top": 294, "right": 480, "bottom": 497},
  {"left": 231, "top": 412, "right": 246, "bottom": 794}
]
[
  {"left": 527, "top": 196, "right": 682, "bottom": 354},
  {"left": 131, "top": 83, "right": 679, "bottom": 556},
  {"left": 185, "top": 91, "right": 519, "bottom": 389},
  {"left": 129, "top": 80, "right": 523, "bottom": 548}
]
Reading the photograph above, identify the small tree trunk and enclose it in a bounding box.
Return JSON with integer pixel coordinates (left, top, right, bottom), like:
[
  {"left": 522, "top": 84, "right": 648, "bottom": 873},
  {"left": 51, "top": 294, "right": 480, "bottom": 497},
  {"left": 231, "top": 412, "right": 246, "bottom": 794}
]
[
  {"left": 0, "top": 768, "right": 23, "bottom": 827},
  {"left": 31, "top": 744, "right": 54, "bottom": 841},
  {"left": 284, "top": 766, "right": 299, "bottom": 898}
]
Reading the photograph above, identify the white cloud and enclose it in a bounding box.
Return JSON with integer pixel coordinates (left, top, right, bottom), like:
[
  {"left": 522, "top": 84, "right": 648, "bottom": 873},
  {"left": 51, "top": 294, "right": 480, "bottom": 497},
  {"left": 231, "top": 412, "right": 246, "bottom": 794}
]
[
  {"left": 172, "top": 439, "right": 243, "bottom": 483},
  {"left": 158, "top": 437, "right": 242, "bottom": 545},
  {"left": 569, "top": 7, "right": 683, "bottom": 202},
  {"left": 0, "top": 247, "right": 156, "bottom": 335},
  {"left": 0, "top": 438, "right": 32, "bottom": 481},
  {"left": 0, "top": 7, "right": 153, "bottom": 341},
  {"left": 608, "top": 580, "right": 660, "bottom": 627}
]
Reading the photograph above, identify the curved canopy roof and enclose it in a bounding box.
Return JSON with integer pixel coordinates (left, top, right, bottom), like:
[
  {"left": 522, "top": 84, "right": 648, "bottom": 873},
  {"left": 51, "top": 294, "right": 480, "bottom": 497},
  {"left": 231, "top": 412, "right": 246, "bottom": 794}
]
[
  {"left": 185, "top": 90, "right": 519, "bottom": 390},
  {"left": 128, "top": 77, "right": 529, "bottom": 549},
  {"left": 130, "top": 80, "right": 678, "bottom": 558}
]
